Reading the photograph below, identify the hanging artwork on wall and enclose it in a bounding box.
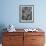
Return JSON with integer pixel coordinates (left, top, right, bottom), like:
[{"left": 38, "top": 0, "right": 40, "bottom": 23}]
[{"left": 19, "top": 5, "right": 34, "bottom": 23}]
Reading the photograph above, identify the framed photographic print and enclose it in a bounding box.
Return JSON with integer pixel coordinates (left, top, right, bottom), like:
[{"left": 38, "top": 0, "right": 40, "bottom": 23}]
[{"left": 19, "top": 5, "right": 34, "bottom": 23}]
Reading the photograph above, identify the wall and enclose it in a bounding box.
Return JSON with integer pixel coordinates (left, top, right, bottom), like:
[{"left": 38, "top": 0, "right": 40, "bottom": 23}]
[{"left": 0, "top": 0, "right": 46, "bottom": 29}]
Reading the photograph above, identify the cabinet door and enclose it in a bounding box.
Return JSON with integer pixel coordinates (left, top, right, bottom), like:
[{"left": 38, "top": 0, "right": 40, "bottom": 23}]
[
  {"left": 32, "top": 36, "right": 45, "bottom": 46},
  {"left": 24, "top": 33, "right": 32, "bottom": 46},
  {"left": 24, "top": 32, "right": 45, "bottom": 46},
  {"left": 14, "top": 36, "right": 23, "bottom": 46},
  {"left": 3, "top": 33, "right": 23, "bottom": 46}
]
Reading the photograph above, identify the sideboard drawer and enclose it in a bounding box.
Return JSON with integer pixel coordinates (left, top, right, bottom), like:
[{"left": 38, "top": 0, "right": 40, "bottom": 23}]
[
  {"left": 3, "top": 32, "right": 23, "bottom": 36},
  {"left": 24, "top": 32, "right": 44, "bottom": 36},
  {"left": 32, "top": 36, "right": 45, "bottom": 44}
]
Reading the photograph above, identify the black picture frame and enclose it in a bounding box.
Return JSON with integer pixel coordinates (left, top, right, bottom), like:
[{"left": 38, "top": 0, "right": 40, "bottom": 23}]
[{"left": 19, "top": 5, "right": 34, "bottom": 23}]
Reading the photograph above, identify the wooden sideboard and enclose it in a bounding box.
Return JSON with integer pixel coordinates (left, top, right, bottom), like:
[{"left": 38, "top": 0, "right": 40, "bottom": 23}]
[{"left": 2, "top": 29, "right": 45, "bottom": 46}]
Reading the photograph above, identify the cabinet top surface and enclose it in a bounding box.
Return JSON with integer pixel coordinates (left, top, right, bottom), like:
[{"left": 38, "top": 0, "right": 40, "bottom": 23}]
[{"left": 3, "top": 29, "right": 45, "bottom": 33}]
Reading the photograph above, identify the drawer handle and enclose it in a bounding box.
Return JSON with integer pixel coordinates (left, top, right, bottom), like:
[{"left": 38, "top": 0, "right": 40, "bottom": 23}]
[
  {"left": 9, "top": 38, "right": 12, "bottom": 40},
  {"left": 32, "top": 39, "right": 36, "bottom": 40},
  {"left": 9, "top": 38, "right": 14, "bottom": 40}
]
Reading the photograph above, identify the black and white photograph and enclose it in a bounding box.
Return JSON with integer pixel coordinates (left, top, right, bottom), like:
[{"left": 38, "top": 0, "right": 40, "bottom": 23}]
[{"left": 19, "top": 5, "right": 34, "bottom": 23}]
